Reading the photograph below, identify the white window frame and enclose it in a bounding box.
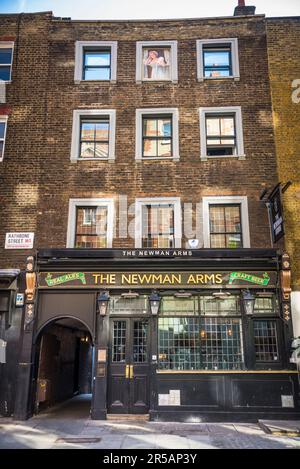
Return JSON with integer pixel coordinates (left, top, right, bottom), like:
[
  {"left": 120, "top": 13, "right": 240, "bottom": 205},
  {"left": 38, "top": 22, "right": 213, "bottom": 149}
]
[
  {"left": 199, "top": 106, "right": 245, "bottom": 161},
  {"left": 136, "top": 40, "right": 178, "bottom": 83},
  {"left": 202, "top": 196, "right": 250, "bottom": 248},
  {"left": 196, "top": 38, "right": 239, "bottom": 82},
  {"left": 0, "top": 115, "right": 8, "bottom": 162},
  {"left": 135, "top": 108, "right": 179, "bottom": 161},
  {"left": 67, "top": 198, "right": 114, "bottom": 248},
  {"left": 0, "top": 41, "right": 14, "bottom": 83},
  {"left": 70, "top": 109, "right": 116, "bottom": 163},
  {"left": 74, "top": 41, "right": 117, "bottom": 83},
  {"left": 135, "top": 197, "right": 182, "bottom": 249}
]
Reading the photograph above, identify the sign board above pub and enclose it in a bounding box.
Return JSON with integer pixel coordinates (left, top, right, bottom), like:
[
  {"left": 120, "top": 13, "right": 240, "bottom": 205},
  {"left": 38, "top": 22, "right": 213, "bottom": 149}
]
[{"left": 38, "top": 271, "right": 277, "bottom": 289}]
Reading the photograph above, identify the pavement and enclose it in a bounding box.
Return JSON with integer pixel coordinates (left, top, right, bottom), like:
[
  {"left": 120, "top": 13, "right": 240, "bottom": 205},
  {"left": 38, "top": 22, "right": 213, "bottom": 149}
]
[{"left": 0, "top": 395, "right": 300, "bottom": 449}]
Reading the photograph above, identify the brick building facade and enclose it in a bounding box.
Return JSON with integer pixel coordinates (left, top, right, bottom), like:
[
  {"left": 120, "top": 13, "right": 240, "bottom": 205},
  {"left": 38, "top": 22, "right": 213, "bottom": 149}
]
[{"left": 0, "top": 5, "right": 299, "bottom": 421}]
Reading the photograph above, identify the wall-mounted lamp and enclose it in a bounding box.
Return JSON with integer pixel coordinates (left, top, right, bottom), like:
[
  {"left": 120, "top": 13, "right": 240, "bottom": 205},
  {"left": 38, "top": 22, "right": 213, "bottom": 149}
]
[
  {"left": 97, "top": 291, "right": 110, "bottom": 316},
  {"left": 242, "top": 290, "right": 256, "bottom": 316},
  {"left": 149, "top": 291, "right": 161, "bottom": 316}
]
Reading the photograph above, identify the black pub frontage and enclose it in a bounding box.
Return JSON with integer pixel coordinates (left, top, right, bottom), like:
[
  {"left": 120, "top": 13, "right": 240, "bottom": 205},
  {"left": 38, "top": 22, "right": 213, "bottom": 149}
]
[{"left": 12, "top": 248, "right": 300, "bottom": 422}]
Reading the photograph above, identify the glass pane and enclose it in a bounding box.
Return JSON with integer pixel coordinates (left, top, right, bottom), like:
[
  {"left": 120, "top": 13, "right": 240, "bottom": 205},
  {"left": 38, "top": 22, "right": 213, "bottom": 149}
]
[
  {"left": 84, "top": 67, "right": 110, "bottom": 80},
  {"left": 254, "top": 297, "right": 276, "bottom": 314},
  {"left": 200, "top": 318, "right": 244, "bottom": 370},
  {"left": 95, "top": 122, "right": 109, "bottom": 140},
  {"left": 75, "top": 234, "right": 107, "bottom": 248},
  {"left": 200, "top": 296, "right": 240, "bottom": 316},
  {"left": 206, "top": 117, "right": 220, "bottom": 136},
  {"left": 221, "top": 117, "right": 235, "bottom": 136},
  {"left": 204, "top": 68, "right": 230, "bottom": 78},
  {"left": 95, "top": 143, "right": 109, "bottom": 158},
  {"left": 210, "top": 234, "right": 226, "bottom": 248},
  {"left": 157, "top": 139, "right": 171, "bottom": 157},
  {"left": 226, "top": 234, "right": 242, "bottom": 248},
  {"left": 143, "top": 139, "right": 157, "bottom": 157},
  {"left": 158, "top": 317, "right": 201, "bottom": 370},
  {"left": 143, "top": 119, "right": 156, "bottom": 137},
  {"left": 225, "top": 206, "right": 241, "bottom": 232},
  {"left": 203, "top": 50, "right": 230, "bottom": 67},
  {"left": 110, "top": 296, "right": 149, "bottom": 314},
  {"left": 75, "top": 206, "right": 108, "bottom": 248},
  {"left": 133, "top": 321, "right": 148, "bottom": 363},
  {"left": 80, "top": 142, "right": 95, "bottom": 158},
  {"left": 0, "top": 141, "right": 3, "bottom": 158},
  {"left": 0, "top": 122, "right": 5, "bottom": 139},
  {"left": 253, "top": 321, "right": 279, "bottom": 362},
  {"left": 142, "top": 47, "right": 171, "bottom": 80},
  {"left": 157, "top": 119, "right": 171, "bottom": 137},
  {"left": 84, "top": 51, "right": 110, "bottom": 66},
  {"left": 112, "top": 321, "right": 126, "bottom": 362},
  {"left": 0, "top": 66, "right": 11, "bottom": 81},
  {"left": 209, "top": 206, "right": 225, "bottom": 233},
  {"left": 81, "top": 122, "right": 95, "bottom": 141},
  {"left": 0, "top": 49, "right": 12, "bottom": 64},
  {"left": 161, "top": 296, "right": 197, "bottom": 315}
]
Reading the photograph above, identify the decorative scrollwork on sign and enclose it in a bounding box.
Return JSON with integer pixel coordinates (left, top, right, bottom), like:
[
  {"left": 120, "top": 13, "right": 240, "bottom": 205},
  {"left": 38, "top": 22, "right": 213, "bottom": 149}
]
[
  {"left": 25, "top": 256, "right": 36, "bottom": 302},
  {"left": 280, "top": 253, "right": 292, "bottom": 301}
]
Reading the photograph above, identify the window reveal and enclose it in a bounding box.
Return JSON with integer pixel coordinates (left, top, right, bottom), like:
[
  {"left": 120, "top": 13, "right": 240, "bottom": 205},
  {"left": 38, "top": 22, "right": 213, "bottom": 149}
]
[
  {"left": 75, "top": 206, "right": 108, "bottom": 248},
  {"left": 209, "top": 204, "right": 242, "bottom": 248},
  {"left": 206, "top": 114, "right": 236, "bottom": 156},
  {"left": 80, "top": 118, "right": 110, "bottom": 158},
  {"left": 142, "top": 116, "right": 172, "bottom": 158},
  {"left": 142, "top": 204, "right": 175, "bottom": 248},
  {"left": 83, "top": 48, "right": 111, "bottom": 80}
]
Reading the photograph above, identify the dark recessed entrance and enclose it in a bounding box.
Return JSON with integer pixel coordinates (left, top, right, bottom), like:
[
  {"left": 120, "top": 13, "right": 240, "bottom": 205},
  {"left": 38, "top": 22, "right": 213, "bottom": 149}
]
[
  {"left": 34, "top": 317, "right": 93, "bottom": 415},
  {"left": 108, "top": 317, "right": 150, "bottom": 414}
]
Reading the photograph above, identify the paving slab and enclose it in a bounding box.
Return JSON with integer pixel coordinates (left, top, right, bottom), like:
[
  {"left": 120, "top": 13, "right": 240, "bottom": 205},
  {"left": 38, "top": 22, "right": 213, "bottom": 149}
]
[{"left": 259, "top": 420, "right": 300, "bottom": 436}]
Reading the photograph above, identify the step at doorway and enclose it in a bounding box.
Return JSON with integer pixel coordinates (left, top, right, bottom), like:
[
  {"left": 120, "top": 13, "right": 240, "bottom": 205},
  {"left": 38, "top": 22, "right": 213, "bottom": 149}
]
[{"left": 107, "top": 414, "right": 149, "bottom": 421}]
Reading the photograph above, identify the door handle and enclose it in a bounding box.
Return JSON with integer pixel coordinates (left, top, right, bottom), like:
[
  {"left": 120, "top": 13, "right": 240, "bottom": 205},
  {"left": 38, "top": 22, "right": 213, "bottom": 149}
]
[
  {"left": 125, "top": 364, "right": 130, "bottom": 379},
  {"left": 129, "top": 365, "right": 134, "bottom": 379}
]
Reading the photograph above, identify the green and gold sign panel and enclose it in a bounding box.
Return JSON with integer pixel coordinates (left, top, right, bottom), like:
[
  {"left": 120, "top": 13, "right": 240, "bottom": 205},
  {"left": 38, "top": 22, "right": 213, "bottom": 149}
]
[{"left": 38, "top": 271, "right": 277, "bottom": 289}]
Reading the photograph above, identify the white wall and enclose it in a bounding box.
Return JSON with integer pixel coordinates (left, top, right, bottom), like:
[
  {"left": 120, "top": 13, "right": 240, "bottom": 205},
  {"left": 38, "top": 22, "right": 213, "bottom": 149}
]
[{"left": 291, "top": 291, "right": 300, "bottom": 337}]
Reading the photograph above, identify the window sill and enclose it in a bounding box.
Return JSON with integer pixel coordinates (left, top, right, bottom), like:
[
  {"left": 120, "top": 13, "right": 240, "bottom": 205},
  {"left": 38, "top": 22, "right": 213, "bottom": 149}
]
[
  {"left": 156, "top": 369, "right": 297, "bottom": 374},
  {"left": 74, "top": 80, "right": 116, "bottom": 84},
  {"left": 70, "top": 157, "right": 114, "bottom": 163},
  {"left": 198, "top": 76, "right": 240, "bottom": 82},
  {"left": 136, "top": 156, "right": 180, "bottom": 161},
  {"left": 137, "top": 79, "right": 178, "bottom": 84},
  {"left": 201, "top": 154, "right": 246, "bottom": 161}
]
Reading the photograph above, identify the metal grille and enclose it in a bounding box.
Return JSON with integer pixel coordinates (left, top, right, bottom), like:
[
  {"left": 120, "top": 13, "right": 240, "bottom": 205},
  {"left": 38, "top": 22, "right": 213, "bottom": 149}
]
[
  {"left": 199, "top": 318, "right": 244, "bottom": 370},
  {"left": 158, "top": 317, "right": 201, "bottom": 370},
  {"left": 253, "top": 320, "right": 279, "bottom": 362},
  {"left": 112, "top": 321, "right": 126, "bottom": 362},
  {"left": 133, "top": 320, "right": 148, "bottom": 363}
]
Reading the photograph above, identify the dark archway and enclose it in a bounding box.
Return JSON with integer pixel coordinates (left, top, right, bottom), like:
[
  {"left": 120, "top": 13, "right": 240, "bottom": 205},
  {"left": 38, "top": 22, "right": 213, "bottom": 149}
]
[{"left": 33, "top": 316, "right": 94, "bottom": 416}]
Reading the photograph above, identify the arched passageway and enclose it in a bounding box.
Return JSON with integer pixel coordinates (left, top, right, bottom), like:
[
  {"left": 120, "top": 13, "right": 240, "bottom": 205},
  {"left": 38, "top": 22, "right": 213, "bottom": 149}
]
[{"left": 34, "top": 317, "right": 94, "bottom": 416}]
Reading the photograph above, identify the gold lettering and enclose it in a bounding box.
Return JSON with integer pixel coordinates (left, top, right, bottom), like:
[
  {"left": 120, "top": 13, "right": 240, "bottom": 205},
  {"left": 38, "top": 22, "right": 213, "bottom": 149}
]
[
  {"left": 215, "top": 274, "right": 223, "bottom": 284},
  {"left": 172, "top": 274, "right": 181, "bottom": 284},
  {"left": 187, "top": 274, "right": 196, "bottom": 284},
  {"left": 92, "top": 274, "right": 100, "bottom": 284},
  {"left": 121, "top": 274, "right": 131, "bottom": 284},
  {"left": 196, "top": 274, "right": 204, "bottom": 283},
  {"left": 205, "top": 274, "right": 215, "bottom": 284},
  {"left": 152, "top": 275, "right": 162, "bottom": 283}
]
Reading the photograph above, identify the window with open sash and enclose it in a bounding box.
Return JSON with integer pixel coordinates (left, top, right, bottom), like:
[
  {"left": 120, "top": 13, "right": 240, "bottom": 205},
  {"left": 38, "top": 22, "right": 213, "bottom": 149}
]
[
  {"left": 82, "top": 48, "right": 111, "bottom": 80},
  {"left": 75, "top": 206, "right": 108, "bottom": 248},
  {"left": 141, "top": 203, "right": 175, "bottom": 248},
  {"left": 205, "top": 114, "right": 236, "bottom": 156},
  {"left": 142, "top": 116, "right": 172, "bottom": 158},
  {"left": 203, "top": 44, "right": 232, "bottom": 78},
  {"left": 80, "top": 118, "right": 110, "bottom": 159},
  {"left": 209, "top": 204, "right": 242, "bottom": 248}
]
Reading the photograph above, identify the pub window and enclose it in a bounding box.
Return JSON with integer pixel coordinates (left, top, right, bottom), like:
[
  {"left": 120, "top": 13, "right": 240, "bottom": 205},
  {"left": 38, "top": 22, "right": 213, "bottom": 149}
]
[
  {"left": 0, "top": 117, "right": 8, "bottom": 162},
  {"left": 199, "top": 107, "right": 245, "bottom": 160},
  {"left": 158, "top": 295, "right": 245, "bottom": 371},
  {"left": 254, "top": 296, "right": 279, "bottom": 315},
  {"left": 209, "top": 204, "right": 242, "bottom": 249},
  {"left": 67, "top": 198, "right": 114, "bottom": 248},
  {"left": 203, "top": 196, "right": 250, "bottom": 249},
  {"left": 75, "top": 206, "right": 108, "bottom": 248},
  {"left": 80, "top": 118, "right": 110, "bottom": 159},
  {"left": 253, "top": 320, "right": 279, "bottom": 362},
  {"left": 136, "top": 41, "right": 178, "bottom": 83},
  {"left": 136, "top": 108, "right": 179, "bottom": 160},
  {"left": 110, "top": 295, "right": 149, "bottom": 315},
  {"left": 205, "top": 114, "right": 236, "bottom": 156},
  {"left": 142, "top": 115, "right": 172, "bottom": 158},
  {"left": 142, "top": 203, "right": 175, "bottom": 248},
  {"left": 0, "top": 42, "right": 14, "bottom": 81},
  {"left": 196, "top": 39, "right": 239, "bottom": 81},
  {"left": 70, "top": 110, "right": 116, "bottom": 162},
  {"left": 74, "top": 41, "right": 117, "bottom": 83},
  {"left": 135, "top": 197, "right": 181, "bottom": 248}
]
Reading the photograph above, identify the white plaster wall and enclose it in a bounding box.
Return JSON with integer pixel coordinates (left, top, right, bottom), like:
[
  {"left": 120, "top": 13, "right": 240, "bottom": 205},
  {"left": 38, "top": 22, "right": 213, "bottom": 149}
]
[{"left": 291, "top": 291, "right": 300, "bottom": 337}]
